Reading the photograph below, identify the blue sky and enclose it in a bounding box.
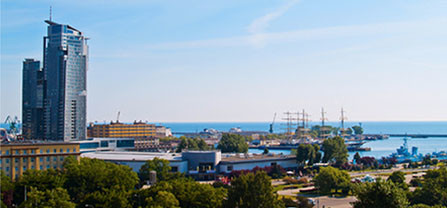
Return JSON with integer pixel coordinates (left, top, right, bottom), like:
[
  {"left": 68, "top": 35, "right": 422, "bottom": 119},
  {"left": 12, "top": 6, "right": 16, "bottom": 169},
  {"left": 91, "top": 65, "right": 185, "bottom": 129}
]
[{"left": 1, "top": 0, "right": 447, "bottom": 122}]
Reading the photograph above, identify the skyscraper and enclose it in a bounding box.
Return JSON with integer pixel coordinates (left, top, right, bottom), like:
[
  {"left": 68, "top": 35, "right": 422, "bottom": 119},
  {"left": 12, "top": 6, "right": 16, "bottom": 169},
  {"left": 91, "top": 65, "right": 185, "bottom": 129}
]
[
  {"left": 22, "top": 59, "right": 45, "bottom": 140},
  {"left": 43, "top": 20, "right": 88, "bottom": 141}
]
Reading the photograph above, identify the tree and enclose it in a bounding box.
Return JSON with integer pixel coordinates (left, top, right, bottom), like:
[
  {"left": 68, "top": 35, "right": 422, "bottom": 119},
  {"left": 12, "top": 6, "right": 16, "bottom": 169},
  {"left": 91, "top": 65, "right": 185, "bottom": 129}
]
[
  {"left": 62, "top": 156, "right": 139, "bottom": 207},
  {"left": 354, "top": 152, "right": 361, "bottom": 164},
  {"left": 14, "top": 169, "right": 66, "bottom": 205},
  {"left": 410, "top": 167, "right": 447, "bottom": 206},
  {"left": 20, "top": 187, "right": 75, "bottom": 208},
  {"left": 1, "top": 171, "right": 13, "bottom": 207},
  {"left": 226, "top": 171, "right": 284, "bottom": 208},
  {"left": 352, "top": 179, "right": 409, "bottom": 208},
  {"left": 263, "top": 147, "right": 269, "bottom": 154},
  {"left": 388, "top": 171, "right": 408, "bottom": 190},
  {"left": 217, "top": 133, "right": 249, "bottom": 153},
  {"left": 346, "top": 127, "right": 353, "bottom": 135},
  {"left": 139, "top": 157, "right": 172, "bottom": 183},
  {"left": 146, "top": 191, "right": 179, "bottom": 208},
  {"left": 352, "top": 125, "right": 364, "bottom": 135},
  {"left": 314, "top": 166, "right": 350, "bottom": 194},
  {"left": 296, "top": 144, "right": 318, "bottom": 166},
  {"left": 176, "top": 137, "right": 210, "bottom": 152},
  {"left": 322, "top": 136, "right": 348, "bottom": 165}
]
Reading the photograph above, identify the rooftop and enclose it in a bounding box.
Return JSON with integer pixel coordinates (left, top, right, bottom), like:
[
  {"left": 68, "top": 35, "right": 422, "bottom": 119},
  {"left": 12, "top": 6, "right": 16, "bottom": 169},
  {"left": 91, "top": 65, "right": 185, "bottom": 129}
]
[
  {"left": 81, "top": 151, "right": 183, "bottom": 162},
  {"left": 220, "top": 153, "right": 296, "bottom": 163}
]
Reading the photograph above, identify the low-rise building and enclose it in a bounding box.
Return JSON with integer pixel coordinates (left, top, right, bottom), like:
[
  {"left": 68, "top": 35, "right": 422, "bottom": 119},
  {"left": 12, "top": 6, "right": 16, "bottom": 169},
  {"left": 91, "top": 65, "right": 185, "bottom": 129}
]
[
  {"left": 0, "top": 142, "right": 80, "bottom": 180},
  {"left": 218, "top": 153, "right": 297, "bottom": 174},
  {"left": 81, "top": 151, "right": 187, "bottom": 173}
]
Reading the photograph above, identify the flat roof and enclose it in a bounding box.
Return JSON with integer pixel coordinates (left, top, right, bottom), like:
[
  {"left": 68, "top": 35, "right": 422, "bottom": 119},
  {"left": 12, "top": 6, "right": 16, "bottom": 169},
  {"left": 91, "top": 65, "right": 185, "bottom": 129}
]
[
  {"left": 220, "top": 153, "right": 296, "bottom": 164},
  {"left": 1, "top": 141, "right": 78, "bottom": 147},
  {"left": 81, "top": 151, "right": 183, "bottom": 162}
]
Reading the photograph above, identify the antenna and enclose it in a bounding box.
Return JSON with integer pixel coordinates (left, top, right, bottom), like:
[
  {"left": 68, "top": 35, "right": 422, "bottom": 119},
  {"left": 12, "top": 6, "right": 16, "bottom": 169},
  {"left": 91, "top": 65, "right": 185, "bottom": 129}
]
[{"left": 49, "top": 6, "right": 52, "bottom": 21}]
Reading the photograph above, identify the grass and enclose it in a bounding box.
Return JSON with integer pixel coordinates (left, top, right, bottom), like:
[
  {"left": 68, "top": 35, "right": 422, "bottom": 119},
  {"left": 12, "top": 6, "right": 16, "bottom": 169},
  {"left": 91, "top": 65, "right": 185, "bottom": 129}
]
[{"left": 273, "top": 184, "right": 301, "bottom": 192}]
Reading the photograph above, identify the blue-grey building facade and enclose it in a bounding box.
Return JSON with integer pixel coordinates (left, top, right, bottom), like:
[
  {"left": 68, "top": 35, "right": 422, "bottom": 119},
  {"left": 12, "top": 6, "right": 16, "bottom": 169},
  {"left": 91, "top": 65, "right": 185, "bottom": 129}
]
[
  {"left": 22, "top": 59, "right": 45, "bottom": 140},
  {"left": 43, "top": 20, "right": 88, "bottom": 141}
]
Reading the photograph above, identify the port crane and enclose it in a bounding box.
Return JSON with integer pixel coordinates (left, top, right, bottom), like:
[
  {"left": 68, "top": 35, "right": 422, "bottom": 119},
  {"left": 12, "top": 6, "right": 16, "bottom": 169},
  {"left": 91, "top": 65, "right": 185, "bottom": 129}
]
[{"left": 269, "top": 113, "right": 276, "bottom": 134}]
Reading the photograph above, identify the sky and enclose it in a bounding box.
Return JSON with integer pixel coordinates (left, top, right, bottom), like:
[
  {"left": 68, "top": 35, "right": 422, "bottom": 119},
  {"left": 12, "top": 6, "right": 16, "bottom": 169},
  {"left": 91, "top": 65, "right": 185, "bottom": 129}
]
[{"left": 1, "top": 0, "right": 447, "bottom": 122}]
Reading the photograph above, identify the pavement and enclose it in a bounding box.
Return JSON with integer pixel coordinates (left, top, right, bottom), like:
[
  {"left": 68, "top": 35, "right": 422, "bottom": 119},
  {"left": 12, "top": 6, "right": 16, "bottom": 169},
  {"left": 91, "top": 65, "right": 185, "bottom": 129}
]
[{"left": 309, "top": 196, "right": 357, "bottom": 208}]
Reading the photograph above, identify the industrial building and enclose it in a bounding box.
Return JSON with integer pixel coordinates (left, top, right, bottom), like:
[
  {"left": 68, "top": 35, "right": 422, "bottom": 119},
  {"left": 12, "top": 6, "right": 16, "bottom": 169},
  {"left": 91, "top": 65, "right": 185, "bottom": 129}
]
[
  {"left": 74, "top": 137, "right": 135, "bottom": 153},
  {"left": 0, "top": 142, "right": 80, "bottom": 180}
]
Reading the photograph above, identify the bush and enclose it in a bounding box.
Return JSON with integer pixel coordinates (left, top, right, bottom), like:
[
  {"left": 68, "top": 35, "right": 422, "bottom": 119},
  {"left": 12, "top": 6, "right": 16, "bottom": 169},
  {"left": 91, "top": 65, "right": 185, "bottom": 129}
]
[{"left": 283, "top": 177, "right": 308, "bottom": 185}]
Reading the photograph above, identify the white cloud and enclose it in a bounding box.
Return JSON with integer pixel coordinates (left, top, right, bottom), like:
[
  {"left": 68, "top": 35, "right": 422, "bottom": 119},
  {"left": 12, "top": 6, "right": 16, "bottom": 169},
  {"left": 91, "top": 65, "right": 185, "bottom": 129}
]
[
  {"left": 247, "top": 0, "right": 300, "bottom": 34},
  {"left": 247, "top": 0, "right": 300, "bottom": 47},
  {"left": 143, "top": 18, "right": 447, "bottom": 51}
]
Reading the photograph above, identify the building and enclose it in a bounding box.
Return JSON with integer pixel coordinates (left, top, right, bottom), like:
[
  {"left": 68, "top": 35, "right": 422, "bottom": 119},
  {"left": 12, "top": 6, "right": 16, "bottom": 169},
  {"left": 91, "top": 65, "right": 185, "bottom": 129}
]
[
  {"left": 81, "top": 151, "right": 188, "bottom": 173},
  {"left": 155, "top": 125, "right": 172, "bottom": 138},
  {"left": 0, "top": 142, "right": 80, "bottom": 180},
  {"left": 87, "top": 121, "right": 156, "bottom": 138},
  {"left": 81, "top": 150, "right": 298, "bottom": 181},
  {"left": 74, "top": 137, "right": 135, "bottom": 153},
  {"left": 43, "top": 20, "right": 88, "bottom": 141},
  {"left": 22, "top": 59, "right": 45, "bottom": 140}
]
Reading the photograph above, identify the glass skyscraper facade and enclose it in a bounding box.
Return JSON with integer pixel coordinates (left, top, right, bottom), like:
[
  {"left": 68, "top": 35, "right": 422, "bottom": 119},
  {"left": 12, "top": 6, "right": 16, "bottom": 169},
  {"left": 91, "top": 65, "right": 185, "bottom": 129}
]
[
  {"left": 22, "top": 59, "right": 45, "bottom": 140},
  {"left": 42, "top": 20, "right": 88, "bottom": 141}
]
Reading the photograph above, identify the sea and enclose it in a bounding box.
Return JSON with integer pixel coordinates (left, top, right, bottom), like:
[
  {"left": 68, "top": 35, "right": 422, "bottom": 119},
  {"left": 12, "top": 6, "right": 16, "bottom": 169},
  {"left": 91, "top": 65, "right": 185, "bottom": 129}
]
[
  {"left": 161, "top": 121, "right": 447, "bottom": 160},
  {"left": 2, "top": 121, "right": 446, "bottom": 160}
]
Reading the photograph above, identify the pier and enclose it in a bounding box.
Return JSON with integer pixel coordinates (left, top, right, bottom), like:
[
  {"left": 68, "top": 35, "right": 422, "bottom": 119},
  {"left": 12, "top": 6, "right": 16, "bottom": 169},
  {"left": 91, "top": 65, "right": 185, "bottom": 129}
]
[{"left": 386, "top": 134, "right": 447, "bottom": 138}]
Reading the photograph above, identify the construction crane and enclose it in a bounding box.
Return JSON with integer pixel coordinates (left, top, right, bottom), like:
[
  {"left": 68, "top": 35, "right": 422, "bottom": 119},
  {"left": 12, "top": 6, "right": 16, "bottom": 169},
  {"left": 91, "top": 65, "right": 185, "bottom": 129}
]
[
  {"left": 4, "top": 116, "right": 19, "bottom": 134},
  {"left": 116, "top": 111, "right": 120, "bottom": 122},
  {"left": 269, "top": 113, "right": 276, "bottom": 134}
]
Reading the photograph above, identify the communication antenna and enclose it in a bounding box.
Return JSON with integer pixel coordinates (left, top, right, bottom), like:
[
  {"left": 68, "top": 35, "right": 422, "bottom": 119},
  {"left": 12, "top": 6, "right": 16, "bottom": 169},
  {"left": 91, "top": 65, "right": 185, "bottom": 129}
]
[{"left": 49, "top": 6, "right": 52, "bottom": 21}]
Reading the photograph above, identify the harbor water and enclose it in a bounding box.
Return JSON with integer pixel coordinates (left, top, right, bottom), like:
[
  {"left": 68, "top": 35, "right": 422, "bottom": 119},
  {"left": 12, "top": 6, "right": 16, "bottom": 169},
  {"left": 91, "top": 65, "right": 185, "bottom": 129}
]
[{"left": 163, "top": 121, "right": 447, "bottom": 159}]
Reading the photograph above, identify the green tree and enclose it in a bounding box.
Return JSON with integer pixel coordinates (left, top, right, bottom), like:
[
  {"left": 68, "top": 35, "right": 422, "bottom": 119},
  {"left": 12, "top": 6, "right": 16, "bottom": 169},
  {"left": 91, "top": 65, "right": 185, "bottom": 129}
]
[
  {"left": 388, "top": 171, "right": 409, "bottom": 190},
  {"left": 296, "top": 144, "right": 317, "bottom": 166},
  {"left": 13, "top": 169, "right": 65, "bottom": 205},
  {"left": 19, "top": 187, "right": 75, "bottom": 208},
  {"left": 168, "top": 177, "right": 227, "bottom": 208},
  {"left": 63, "top": 156, "right": 139, "bottom": 207},
  {"left": 322, "top": 136, "right": 348, "bottom": 165},
  {"left": 146, "top": 191, "right": 179, "bottom": 208},
  {"left": 312, "top": 144, "right": 322, "bottom": 164},
  {"left": 1, "top": 170, "right": 13, "bottom": 207},
  {"left": 314, "top": 166, "right": 350, "bottom": 194},
  {"left": 263, "top": 147, "right": 269, "bottom": 154},
  {"left": 217, "top": 133, "right": 249, "bottom": 153},
  {"left": 176, "top": 137, "right": 209, "bottom": 152},
  {"left": 352, "top": 179, "right": 409, "bottom": 208},
  {"left": 410, "top": 167, "right": 447, "bottom": 206},
  {"left": 354, "top": 152, "right": 361, "bottom": 164},
  {"left": 352, "top": 125, "right": 364, "bottom": 135},
  {"left": 139, "top": 157, "right": 171, "bottom": 183},
  {"left": 226, "top": 171, "right": 284, "bottom": 208}
]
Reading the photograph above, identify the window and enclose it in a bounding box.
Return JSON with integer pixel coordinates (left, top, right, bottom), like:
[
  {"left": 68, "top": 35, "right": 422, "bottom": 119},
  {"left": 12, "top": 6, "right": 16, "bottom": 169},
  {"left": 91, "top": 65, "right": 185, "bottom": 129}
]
[
  {"left": 31, "top": 150, "right": 35, "bottom": 154},
  {"left": 60, "top": 157, "right": 64, "bottom": 161},
  {"left": 24, "top": 150, "right": 28, "bottom": 154},
  {"left": 271, "top": 162, "right": 277, "bottom": 166},
  {"left": 6, "top": 159, "right": 9, "bottom": 164},
  {"left": 47, "top": 157, "right": 50, "bottom": 162},
  {"left": 53, "top": 149, "right": 56, "bottom": 153},
  {"left": 15, "top": 167, "right": 18, "bottom": 171},
  {"left": 40, "top": 165, "right": 43, "bottom": 170},
  {"left": 0, "top": 159, "right": 2, "bottom": 164},
  {"left": 31, "top": 166, "right": 34, "bottom": 169},
  {"left": 31, "top": 158, "right": 35, "bottom": 162},
  {"left": 6, "top": 150, "right": 9, "bottom": 155},
  {"left": 53, "top": 166, "right": 57, "bottom": 169},
  {"left": 171, "top": 166, "right": 178, "bottom": 172},
  {"left": 60, "top": 149, "right": 63, "bottom": 153},
  {"left": 23, "top": 166, "right": 26, "bottom": 171},
  {"left": 23, "top": 158, "right": 27, "bottom": 162},
  {"left": 53, "top": 157, "right": 57, "bottom": 162},
  {"left": 40, "top": 149, "right": 43, "bottom": 154},
  {"left": 40, "top": 158, "right": 43, "bottom": 162},
  {"left": 227, "top": 165, "right": 233, "bottom": 171},
  {"left": 47, "top": 149, "right": 50, "bottom": 153},
  {"left": 73, "top": 148, "right": 76, "bottom": 152},
  {"left": 15, "top": 150, "right": 19, "bottom": 155},
  {"left": 67, "top": 148, "right": 70, "bottom": 153},
  {"left": 6, "top": 167, "right": 9, "bottom": 171},
  {"left": 46, "top": 165, "right": 50, "bottom": 169},
  {"left": 15, "top": 158, "right": 19, "bottom": 163}
]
